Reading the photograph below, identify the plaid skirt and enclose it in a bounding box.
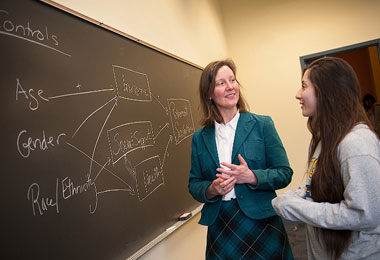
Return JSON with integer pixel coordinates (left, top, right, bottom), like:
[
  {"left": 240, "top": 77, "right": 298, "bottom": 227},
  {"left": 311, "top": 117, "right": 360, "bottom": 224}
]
[{"left": 206, "top": 199, "right": 294, "bottom": 260}]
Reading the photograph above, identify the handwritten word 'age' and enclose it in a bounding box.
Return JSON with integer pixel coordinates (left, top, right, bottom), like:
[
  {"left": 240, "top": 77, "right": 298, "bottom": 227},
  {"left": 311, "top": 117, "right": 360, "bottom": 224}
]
[{"left": 15, "top": 78, "right": 49, "bottom": 111}]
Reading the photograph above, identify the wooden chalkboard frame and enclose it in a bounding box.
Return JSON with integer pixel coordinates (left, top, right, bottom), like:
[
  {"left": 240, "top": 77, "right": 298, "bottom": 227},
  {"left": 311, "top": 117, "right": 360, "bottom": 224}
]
[
  {"left": 41, "top": 0, "right": 203, "bottom": 71},
  {"left": 2, "top": 0, "right": 203, "bottom": 259}
]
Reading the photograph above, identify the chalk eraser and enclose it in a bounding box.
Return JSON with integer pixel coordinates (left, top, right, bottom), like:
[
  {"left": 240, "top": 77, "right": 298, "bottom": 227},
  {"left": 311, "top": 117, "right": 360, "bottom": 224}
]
[{"left": 178, "top": 212, "right": 192, "bottom": 221}]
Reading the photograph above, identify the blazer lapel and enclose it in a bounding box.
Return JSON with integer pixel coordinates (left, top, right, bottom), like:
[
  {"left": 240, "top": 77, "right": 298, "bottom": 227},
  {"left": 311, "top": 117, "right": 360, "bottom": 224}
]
[
  {"left": 201, "top": 126, "right": 219, "bottom": 167},
  {"left": 232, "top": 113, "right": 256, "bottom": 162}
]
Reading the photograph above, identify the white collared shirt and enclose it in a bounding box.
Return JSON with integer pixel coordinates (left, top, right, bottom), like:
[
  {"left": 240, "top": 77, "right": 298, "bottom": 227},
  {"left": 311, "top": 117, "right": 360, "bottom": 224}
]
[{"left": 214, "top": 111, "right": 240, "bottom": 201}]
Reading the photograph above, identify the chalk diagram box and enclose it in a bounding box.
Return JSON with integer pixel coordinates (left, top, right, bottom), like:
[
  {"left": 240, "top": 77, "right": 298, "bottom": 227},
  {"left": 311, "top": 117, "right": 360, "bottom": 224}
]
[{"left": 167, "top": 99, "right": 195, "bottom": 145}]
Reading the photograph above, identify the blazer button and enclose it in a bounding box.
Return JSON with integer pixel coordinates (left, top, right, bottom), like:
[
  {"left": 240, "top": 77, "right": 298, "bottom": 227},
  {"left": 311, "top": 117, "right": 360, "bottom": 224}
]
[{"left": 238, "top": 195, "right": 243, "bottom": 199}]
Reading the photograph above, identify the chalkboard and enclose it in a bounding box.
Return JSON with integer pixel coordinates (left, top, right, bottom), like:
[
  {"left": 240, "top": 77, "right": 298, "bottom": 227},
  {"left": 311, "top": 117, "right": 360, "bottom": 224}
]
[{"left": 0, "top": 0, "right": 202, "bottom": 259}]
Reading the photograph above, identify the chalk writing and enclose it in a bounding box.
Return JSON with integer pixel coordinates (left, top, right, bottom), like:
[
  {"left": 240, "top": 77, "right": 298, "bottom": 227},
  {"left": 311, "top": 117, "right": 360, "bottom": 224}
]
[
  {"left": 174, "top": 122, "right": 194, "bottom": 140},
  {"left": 62, "top": 176, "right": 94, "bottom": 200},
  {"left": 112, "top": 65, "right": 152, "bottom": 102},
  {"left": 168, "top": 99, "right": 195, "bottom": 144},
  {"left": 107, "top": 121, "right": 155, "bottom": 165},
  {"left": 0, "top": 8, "right": 70, "bottom": 56},
  {"left": 15, "top": 78, "right": 49, "bottom": 111},
  {"left": 27, "top": 176, "right": 98, "bottom": 216},
  {"left": 0, "top": 14, "right": 59, "bottom": 45},
  {"left": 17, "top": 129, "right": 66, "bottom": 158},
  {"left": 135, "top": 155, "right": 164, "bottom": 201},
  {"left": 17, "top": 64, "right": 195, "bottom": 214},
  {"left": 27, "top": 180, "right": 59, "bottom": 216}
]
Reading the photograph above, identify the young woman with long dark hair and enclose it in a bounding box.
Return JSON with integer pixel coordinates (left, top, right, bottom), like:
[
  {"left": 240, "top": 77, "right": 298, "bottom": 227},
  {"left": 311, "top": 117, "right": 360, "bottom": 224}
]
[{"left": 272, "top": 57, "right": 380, "bottom": 259}]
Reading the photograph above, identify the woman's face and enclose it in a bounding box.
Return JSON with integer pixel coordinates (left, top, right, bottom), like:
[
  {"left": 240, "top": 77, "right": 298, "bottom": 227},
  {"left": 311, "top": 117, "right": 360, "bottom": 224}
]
[
  {"left": 296, "top": 69, "right": 317, "bottom": 117},
  {"left": 211, "top": 65, "right": 239, "bottom": 113}
]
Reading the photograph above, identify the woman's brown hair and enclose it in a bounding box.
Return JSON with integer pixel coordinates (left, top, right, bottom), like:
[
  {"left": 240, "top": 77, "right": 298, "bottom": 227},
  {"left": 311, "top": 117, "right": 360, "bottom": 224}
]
[
  {"left": 305, "top": 57, "right": 371, "bottom": 259},
  {"left": 199, "top": 59, "right": 249, "bottom": 126}
]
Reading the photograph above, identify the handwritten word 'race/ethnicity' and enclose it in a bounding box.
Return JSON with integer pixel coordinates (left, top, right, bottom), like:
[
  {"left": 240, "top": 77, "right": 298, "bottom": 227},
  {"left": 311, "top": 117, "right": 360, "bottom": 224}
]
[{"left": 27, "top": 176, "right": 97, "bottom": 217}]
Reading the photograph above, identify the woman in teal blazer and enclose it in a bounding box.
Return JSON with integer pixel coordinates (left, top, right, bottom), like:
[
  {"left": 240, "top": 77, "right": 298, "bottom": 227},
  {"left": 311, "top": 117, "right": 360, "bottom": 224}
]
[{"left": 188, "top": 59, "right": 293, "bottom": 259}]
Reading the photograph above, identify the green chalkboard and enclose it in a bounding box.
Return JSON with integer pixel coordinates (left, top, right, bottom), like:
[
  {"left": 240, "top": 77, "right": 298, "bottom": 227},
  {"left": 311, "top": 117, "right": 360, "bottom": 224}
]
[{"left": 0, "top": 0, "right": 201, "bottom": 259}]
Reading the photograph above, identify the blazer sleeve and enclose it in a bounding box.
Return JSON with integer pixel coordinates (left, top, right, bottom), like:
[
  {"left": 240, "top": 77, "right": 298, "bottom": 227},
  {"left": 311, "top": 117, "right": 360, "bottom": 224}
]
[
  {"left": 250, "top": 116, "right": 293, "bottom": 191},
  {"left": 188, "top": 132, "right": 219, "bottom": 203}
]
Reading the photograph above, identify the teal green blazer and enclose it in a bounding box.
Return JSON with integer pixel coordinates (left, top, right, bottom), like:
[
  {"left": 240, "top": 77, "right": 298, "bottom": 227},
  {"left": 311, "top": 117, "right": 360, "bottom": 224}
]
[{"left": 188, "top": 112, "right": 293, "bottom": 226}]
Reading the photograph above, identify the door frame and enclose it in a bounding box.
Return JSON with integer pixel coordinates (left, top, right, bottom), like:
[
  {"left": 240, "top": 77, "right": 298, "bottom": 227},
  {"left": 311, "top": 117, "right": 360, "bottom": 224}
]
[{"left": 300, "top": 38, "right": 380, "bottom": 69}]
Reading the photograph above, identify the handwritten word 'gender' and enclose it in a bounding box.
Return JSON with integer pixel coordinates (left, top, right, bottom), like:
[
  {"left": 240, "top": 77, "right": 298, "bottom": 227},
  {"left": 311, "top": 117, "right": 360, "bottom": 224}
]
[{"left": 17, "top": 130, "right": 66, "bottom": 158}]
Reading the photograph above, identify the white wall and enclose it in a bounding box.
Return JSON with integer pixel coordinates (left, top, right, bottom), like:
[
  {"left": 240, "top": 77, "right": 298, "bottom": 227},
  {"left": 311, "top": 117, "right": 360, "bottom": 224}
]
[
  {"left": 219, "top": 0, "right": 380, "bottom": 192},
  {"left": 48, "top": 0, "right": 380, "bottom": 259},
  {"left": 52, "top": 0, "right": 229, "bottom": 67}
]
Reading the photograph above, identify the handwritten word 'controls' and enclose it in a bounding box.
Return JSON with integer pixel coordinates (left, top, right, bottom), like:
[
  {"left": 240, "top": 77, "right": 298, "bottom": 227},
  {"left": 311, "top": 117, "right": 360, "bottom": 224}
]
[{"left": 0, "top": 9, "right": 59, "bottom": 46}]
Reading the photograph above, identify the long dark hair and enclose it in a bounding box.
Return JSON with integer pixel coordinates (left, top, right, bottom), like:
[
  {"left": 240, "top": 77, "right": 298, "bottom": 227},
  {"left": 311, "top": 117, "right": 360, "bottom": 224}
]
[
  {"left": 199, "top": 59, "right": 249, "bottom": 126},
  {"left": 305, "top": 57, "right": 371, "bottom": 259}
]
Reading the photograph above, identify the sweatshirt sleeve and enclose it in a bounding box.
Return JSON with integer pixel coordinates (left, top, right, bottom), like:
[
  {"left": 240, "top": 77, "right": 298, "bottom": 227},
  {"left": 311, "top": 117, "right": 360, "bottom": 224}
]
[{"left": 272, "top": 130, "right": 380, "bottom": 231}]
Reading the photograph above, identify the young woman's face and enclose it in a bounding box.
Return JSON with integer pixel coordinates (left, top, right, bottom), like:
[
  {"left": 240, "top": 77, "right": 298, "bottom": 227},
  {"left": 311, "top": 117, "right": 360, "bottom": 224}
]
[
  {"left": 211, "top": 65, "right": 239, "bottom": 113},
  {"left": 296, "top": 69, "right": 317, "bottom": 117}
]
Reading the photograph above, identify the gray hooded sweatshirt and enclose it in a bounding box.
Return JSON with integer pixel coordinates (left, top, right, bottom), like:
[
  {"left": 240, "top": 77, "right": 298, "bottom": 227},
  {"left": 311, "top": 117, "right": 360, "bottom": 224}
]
[{"left": 272, "top": 124, "right": 380, "bottom": 259}]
